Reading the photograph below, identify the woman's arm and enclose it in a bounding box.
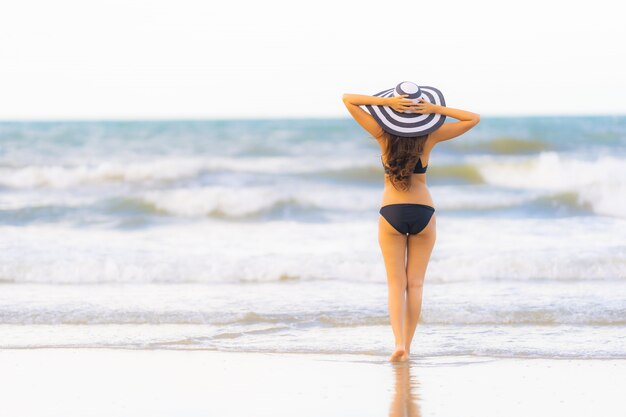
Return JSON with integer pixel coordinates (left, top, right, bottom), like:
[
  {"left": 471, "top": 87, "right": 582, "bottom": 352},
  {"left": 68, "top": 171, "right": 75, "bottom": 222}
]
[
  {"left": 342, "top": 93, "right": 415, "bottom": 140},
  {"left": 343, "top": 93, "right": 415, "bottom": 110},
  {"left": 410, "top": 99, "right": 480, "bottom": 143},
  {"left": 434, "top": 105, "right": 480, "bottom": 123}
]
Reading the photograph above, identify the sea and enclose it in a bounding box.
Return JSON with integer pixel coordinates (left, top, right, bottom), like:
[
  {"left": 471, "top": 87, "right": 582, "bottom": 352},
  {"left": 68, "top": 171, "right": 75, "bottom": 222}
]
[{"left": 0, "top": 116, "right": 625, "bottom": 360}]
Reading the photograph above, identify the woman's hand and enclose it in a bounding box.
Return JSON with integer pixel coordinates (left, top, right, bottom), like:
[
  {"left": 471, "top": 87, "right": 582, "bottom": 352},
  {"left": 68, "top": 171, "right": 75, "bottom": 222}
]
[
  {"left": 386, "top": 95, "right": 416, "bottom": 113},
  {"left": 409, "top": 98, "right": 440, "bottom": 114}
]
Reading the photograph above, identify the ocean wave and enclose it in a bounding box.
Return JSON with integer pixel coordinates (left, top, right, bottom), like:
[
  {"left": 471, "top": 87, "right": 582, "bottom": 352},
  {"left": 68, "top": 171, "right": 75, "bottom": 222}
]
[
  {"left": 0, "top": 191, "right": 101, "bottom": 210},
  {"left": 316, "top": 162, "right": 486, "bottom": 184},
  {"left": 0, "top": 157, "right": 491, "bottom": 189},
  {"left": 428, "top": 163, "right": 485, "bottom": 183},
  {"left": 5, "top": 151, "right": 624, "bottom": 222},
  {"left": 0, "top": 156, "right": 376, "bottom": 189},
  {"left": 1, "top": 218, "right": 624, "bottom": 284},
  {"left": 1, "top": 304, "right": 624, "bottom": 326},
  {"left": 0, "top": 158, "right": 208, "bottom": 188},
  {"left": 1, "top": 322, "right": 624, "bottom": 359},
  {"left": 111, "top": 184, "right": 616, "bottom": 218},
  {"left": 477, "top": 152, "right": 626, "bottom": 217},
  {"left": 138, "top": 185, "right": 379, "bottom": 217},
  {"left": 0, "top": 184, "right": 614, "bottom": 221},
  {"left": 0, "top": 185, "right": 599, "bottom": 222}
]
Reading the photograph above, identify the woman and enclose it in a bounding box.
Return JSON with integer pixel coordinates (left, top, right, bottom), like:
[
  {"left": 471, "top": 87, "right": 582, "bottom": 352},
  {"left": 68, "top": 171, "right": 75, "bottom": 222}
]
[{"left": 342, "top": 81, "right": 480, "bottom": 362}]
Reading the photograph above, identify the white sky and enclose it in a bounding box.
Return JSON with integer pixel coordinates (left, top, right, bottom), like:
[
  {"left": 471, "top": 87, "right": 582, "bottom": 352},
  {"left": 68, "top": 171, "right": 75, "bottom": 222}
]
[{"left": 0, "top": 0, "right": 624, "bottom": 120}]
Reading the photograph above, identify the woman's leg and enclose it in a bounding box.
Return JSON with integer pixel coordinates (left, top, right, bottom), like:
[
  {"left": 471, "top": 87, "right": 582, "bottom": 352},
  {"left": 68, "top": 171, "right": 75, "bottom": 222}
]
[
  {"left": 404, "top": 213, "right": 437, "bottom": 355},
  {"left": 378, "top": 214, "right": 409, "bottom": 361}
]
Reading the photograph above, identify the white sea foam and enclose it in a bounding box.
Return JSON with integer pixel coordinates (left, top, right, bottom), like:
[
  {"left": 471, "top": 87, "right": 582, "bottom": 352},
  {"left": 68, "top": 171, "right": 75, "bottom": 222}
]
[
  {"left": 0, "top": 282, "right": 624, "bottom": 358},
  {"left": 0, "top": 183, "right": 581, "bottom": 218},
  {"left": 3, "top": 151, "right": 624, "bottom": 218},
  {"left": 432, "top": 185, "right": 544, "bottom": 211},
  {"left": 139, "top": 184, "right": 379, "bottom": 217},
  {"left": 1, "top": 322, "right": 624, "bottom": 358},
  {"left": 0, "top": 281, "right": 623, "bottom": 326},
  {"left": 578, "top": 182, "right": 626, "bottom": 218},
  {"left": 0, "top": 190, "right": 101, "bottom": 210},
  {"left": 477, "top": 152, "right": 626, "bottom": 217},
  {"left": 1, "top": 216, "right": 624, "bottom": 285},
  {"left": 128, "top": 185, "right": 563, "bottom": 218},
  {"left": 0, "top": 155, "right": 374, "bottom": 189},
  {"left": 0, "top": 158, "right": 207, "bottom": 188}
]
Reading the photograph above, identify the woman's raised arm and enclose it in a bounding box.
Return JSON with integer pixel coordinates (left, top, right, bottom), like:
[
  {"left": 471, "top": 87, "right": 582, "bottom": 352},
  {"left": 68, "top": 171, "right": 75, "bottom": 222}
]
[
  {"left": 342, "top": 93, "right": 416, "bottom": 139},
  {"left": 409, "top": 98, "right": 480, "bottom": 143}
]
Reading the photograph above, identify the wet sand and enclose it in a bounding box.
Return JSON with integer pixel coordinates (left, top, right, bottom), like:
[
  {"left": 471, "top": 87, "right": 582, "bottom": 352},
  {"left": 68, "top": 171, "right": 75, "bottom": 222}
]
[{"left": 0, "top": 348, "right": 624, "bottom": 417}]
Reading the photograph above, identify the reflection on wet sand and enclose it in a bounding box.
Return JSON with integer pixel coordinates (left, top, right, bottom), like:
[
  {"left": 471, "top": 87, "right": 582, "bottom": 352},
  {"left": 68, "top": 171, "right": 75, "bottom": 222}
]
[{"left": 389, "top": 361, "right": 421, "bottom": 417}]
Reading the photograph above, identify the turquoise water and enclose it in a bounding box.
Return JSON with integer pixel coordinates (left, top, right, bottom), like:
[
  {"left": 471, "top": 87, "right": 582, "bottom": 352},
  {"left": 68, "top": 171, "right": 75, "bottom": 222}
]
[{"left": 0, "top": 116, "right": 625, "bottom": 358}]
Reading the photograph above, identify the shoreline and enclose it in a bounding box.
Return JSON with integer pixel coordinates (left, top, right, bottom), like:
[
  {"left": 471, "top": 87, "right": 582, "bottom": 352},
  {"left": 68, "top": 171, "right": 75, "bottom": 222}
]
[{"left": 1, "top": 348, "right": 624, "bottom": 417}]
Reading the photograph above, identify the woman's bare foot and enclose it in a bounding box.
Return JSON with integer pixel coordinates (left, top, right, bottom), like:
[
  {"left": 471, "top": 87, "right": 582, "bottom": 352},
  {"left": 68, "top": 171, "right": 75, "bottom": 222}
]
[{"left": 389, "top": 345, "right": 408, "bottom": 362}]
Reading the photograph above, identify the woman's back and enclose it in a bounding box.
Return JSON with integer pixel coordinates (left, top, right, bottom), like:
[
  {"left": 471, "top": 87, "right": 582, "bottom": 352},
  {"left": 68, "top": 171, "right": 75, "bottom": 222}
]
[{"left": 379, "top": 138, "right": 435, "bottom": 207}]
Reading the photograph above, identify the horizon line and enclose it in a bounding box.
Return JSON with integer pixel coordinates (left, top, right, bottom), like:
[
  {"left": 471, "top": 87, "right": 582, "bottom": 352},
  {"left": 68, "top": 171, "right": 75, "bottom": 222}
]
[{"left": 0, "top": 113, "right": 625, "bottom": 123}]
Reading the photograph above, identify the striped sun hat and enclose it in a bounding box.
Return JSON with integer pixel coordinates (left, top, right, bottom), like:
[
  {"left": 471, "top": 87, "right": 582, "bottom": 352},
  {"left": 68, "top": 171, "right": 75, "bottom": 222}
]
[{"left": 364, "top": 81, "right": 446, "bottom": 137}]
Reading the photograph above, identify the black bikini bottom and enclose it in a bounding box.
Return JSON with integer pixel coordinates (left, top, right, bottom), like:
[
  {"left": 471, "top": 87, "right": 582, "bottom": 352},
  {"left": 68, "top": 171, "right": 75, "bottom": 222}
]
[{"left": 379, "top": 203, "right": 435, "bottom": 235}]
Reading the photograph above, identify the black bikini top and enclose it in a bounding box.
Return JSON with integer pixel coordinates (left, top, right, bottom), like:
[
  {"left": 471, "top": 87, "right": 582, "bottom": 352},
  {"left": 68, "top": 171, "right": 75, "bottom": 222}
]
[
  {"left": 380, "top": 155, "right": 428, "bottom": 174},
  {"left": 412, "top": 157, "right": 428, "bottom": 174}
]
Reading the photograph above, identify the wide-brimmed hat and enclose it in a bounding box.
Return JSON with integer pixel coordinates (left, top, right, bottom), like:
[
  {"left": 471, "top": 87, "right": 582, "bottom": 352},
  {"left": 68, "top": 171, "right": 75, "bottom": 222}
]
[{"left": 364, "top": 81, "right": 446, "bottom": 137}]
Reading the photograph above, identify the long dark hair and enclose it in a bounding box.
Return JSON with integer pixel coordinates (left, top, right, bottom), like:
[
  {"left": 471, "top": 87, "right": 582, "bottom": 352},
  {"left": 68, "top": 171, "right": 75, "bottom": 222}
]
[{"left": 380, "top": 131, "right": 428, "bottom": 192}]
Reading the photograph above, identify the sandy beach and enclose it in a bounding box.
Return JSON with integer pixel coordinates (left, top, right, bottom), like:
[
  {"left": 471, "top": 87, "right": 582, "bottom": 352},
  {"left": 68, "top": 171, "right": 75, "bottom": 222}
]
[{"left": 0, "top": 348, "right": 624, "bottom": 417}]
